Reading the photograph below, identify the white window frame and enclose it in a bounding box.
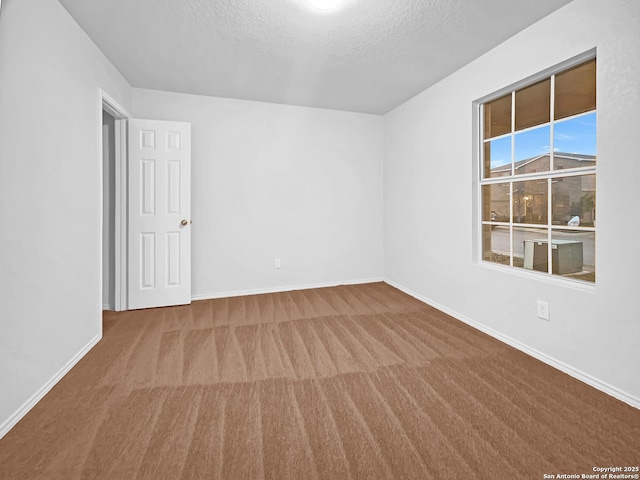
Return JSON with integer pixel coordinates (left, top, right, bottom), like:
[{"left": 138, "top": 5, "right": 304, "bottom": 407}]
[{"left": 475, "top": 50, "right": 597, "bottom": 284}]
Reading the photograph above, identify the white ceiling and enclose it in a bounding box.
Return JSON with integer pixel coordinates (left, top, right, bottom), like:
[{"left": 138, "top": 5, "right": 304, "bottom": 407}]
[{"left": 58, "top": 0, "right": 573, "bottom": 114}]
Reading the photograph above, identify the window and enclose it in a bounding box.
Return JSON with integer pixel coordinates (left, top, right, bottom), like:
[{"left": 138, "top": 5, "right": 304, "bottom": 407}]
[{"left": 479, "top": 57, "right": 596, "bottom": 283}]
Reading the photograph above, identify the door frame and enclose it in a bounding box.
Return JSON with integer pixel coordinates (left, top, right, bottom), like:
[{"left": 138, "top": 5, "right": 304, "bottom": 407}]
[{"left": 99, "top": 88, "right": 131, "bottom": 312}]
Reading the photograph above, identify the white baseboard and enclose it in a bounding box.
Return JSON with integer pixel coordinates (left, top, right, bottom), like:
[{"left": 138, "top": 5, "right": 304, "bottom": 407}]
[
  {"left": 191, "top": 277, "right": 385, "bottom": 301},
  {"left": 0, "top": 333, "right": 102, "bottom": 440},
  {"left": 384, "top": 279, "right": 640, "bottom": 410}
]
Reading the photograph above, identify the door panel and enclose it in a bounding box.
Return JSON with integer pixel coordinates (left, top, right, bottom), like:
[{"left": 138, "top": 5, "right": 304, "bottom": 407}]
[{"left": 128, "top": 119, "right": 191, "bottom": 309}]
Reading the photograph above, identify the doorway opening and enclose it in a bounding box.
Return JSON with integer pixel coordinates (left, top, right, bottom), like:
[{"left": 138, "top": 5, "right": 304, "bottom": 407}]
[
  {"left": 102, "top": 110, "right": 116, "bottom": 310},
  {"left": 100, "top": 90, "right": 130, "bottom": 311}
]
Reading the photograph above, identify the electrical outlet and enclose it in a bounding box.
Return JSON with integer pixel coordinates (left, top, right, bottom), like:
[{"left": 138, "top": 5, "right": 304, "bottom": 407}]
[
  {"left": 537, "top": 300, "right": 550, "bottom": 321},
  {"left": 274, "top": 258, "right": 281, "bottom": 269}
]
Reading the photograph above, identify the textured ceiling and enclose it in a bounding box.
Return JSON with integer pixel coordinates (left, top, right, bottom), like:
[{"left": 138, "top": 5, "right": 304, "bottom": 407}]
[{"left": 58, "top": 0, "right": 573, "bottom": 114}]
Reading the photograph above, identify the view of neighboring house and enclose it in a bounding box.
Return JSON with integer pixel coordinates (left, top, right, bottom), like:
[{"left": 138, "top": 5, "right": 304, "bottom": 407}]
[{"left": 489, "top": 153, "right": 596, "bottom": 226}]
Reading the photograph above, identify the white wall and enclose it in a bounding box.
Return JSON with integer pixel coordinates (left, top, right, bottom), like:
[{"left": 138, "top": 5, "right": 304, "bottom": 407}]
[
  {"left": 384, "top": 0, "right": 640, "bottom": 403},
  {"left": 0, "top": 0, "right": 132, "bottom": 434},
  {"left": 133, "top": 89, "right": 384, "bottom": 298}
]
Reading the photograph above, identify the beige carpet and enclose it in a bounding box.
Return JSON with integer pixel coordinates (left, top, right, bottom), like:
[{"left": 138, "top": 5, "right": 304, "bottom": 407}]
[{"left": 1, "top": 282, "right": 638, "bottom": 479}]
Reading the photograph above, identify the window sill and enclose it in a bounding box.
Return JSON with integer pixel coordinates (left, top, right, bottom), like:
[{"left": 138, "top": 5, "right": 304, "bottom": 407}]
[{"left": 476, "top": 260, "right": 596, "bottom": 292}]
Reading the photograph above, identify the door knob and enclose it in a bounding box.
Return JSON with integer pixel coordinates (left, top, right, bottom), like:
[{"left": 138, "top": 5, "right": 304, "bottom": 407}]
[{"left": 181, "top": 219, "right": 190, "bottom": 226}]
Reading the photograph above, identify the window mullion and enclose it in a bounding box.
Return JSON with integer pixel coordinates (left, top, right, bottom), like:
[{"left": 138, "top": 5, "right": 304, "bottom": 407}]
[
  {"left": 548, "top": 178, "right": 553, "bottom": 275},
  {"left": 510, "top": 92, "right": 515, "bottom": 266},
  {"left": 509, "top": 183, "right": 514, "bottom": 267},
  {"left": 511, "top": 92, "right": 516, "bottom": 177},
  {"left": 550, "top": 74, "right": 556, "bottom": 171},
  {"left": 548, "top": 76, "right": 555, "bottom": 275}
]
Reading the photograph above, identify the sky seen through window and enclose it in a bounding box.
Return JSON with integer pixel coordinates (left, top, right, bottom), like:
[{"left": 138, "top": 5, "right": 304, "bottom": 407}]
[{"left": 489, "top": 111, "right": 596, "bottom": 169}]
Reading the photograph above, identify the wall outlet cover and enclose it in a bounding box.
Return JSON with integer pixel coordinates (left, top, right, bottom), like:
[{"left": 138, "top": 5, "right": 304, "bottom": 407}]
[{"left": 537, "top": 300, "right": 550, "bottom": 320}]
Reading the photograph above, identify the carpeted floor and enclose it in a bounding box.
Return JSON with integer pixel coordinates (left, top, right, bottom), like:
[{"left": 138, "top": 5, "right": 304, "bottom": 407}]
[{"left": 0, "top": 282, "right": 638, "bottom": 479}]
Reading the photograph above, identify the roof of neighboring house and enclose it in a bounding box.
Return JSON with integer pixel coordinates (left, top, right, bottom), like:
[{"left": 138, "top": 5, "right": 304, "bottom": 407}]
[{"left": 491, "top": 152, "right": 596, "bottom": 174}]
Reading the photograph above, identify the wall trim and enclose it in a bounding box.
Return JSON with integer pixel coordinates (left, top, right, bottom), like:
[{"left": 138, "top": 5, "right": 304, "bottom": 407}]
[
  {"left": 384, "top": 278, "right": 640, "bottom": 410},
  {"left": 192, "top": 277, "right": 385, "bottom": 301},
  {"left": 0, "top": 333, "right": 102, "bottom": 440}
]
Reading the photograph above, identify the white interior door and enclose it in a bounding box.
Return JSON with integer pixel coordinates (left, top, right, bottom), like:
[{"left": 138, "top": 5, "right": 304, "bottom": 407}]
[{"left": 128, "top": 119, "right": 191, "bottom": 310}]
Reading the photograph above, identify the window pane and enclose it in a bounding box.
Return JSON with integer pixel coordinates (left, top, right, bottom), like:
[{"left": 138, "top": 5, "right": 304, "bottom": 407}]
[
  {"left": 552, "top": 174, "right": 595, "bottom": 227},
  {"left": 515, "top": 79, "right": 550, "bottom": 131},
  {"left": 484, "top": 136, "right": 511, "bottom": 178},
  {"left": 513, "top": 179, "right": 548, "bottom": 224},
  {"left": 514, "top": 125, "right": 551, "bottom": 175},
  {"left": 482, "top": 183, "right": 510, "bottom": 222},
  {"left": 484, "top": 93, "right": 511, "bottom": 139},
  {"left": 516, "top": 227, "right": 548, "bottom": 272},
  {"left": 553, "top": 112, "right": 597, "bottom": 169},
  {"left": 555, "top": 58, "right": 596, "bottom": 120},
  {"left": 482, "top": 224, "right": 511, "bottom": 266},
  {"left": 551, "top": 230, "right": 595, "bottom": 282}
]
